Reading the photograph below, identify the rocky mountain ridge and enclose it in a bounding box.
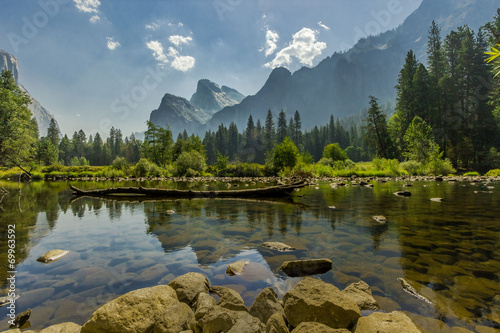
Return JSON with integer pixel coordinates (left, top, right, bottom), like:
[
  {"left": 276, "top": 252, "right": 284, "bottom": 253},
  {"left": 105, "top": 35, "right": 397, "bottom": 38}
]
[{"left": 0, "top": 49, "right": 60, "bottom": 137}]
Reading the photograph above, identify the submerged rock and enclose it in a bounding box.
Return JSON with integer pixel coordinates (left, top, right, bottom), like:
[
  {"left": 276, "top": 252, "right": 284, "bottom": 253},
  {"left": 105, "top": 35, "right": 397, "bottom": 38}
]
[
  {"left": 226, "top": 260, "right": 249, "bottom": 276},
  {"left": 249, "top": 287, "right": 284, "bottom": 324},
  {"left": 342, "top": 281, "right": 380, "bottom": 311},
  {"left": 262, "top": 242, "right": 295, "bottom": 252},
  {"left": 398, "top": 278, "right": 434, "bottom": 305},
  {"left": 168, "top": 272, "right": 210, "bottom": 305},
  {"left": 37, "top": 250, "right": 69, "bottom": 263},
  {"left": 283, "top": 277, "right": 361, "bottom": 329},
  {"left": 353, "top": 311, "right": 422, "bottom": 333},
  {"left": 81, "top": 285, "right": 179, "bottom": 333},
  {"left": 279, "top": 258, "right": 332, "bottom": 277},
  {"left": 430, "top": 198, "right": 444, "bottom": 202}
]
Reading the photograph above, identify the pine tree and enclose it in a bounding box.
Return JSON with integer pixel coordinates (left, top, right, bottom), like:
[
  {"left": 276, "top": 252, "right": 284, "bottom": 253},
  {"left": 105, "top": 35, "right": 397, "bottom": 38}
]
[
  {"left": 293, "top": 110, "right": 303, "bottom": 149},
  {"left": 277, "top": 110, "right": 287, "bottom": 143},
  {"left": 264, "top": 109, "right": 275, "bottom": 154},
  {"left": 364, "top": 96, "right": 392, "bottom": 158},
  {"left": 227, "top": 122, "right": 239, "bottom": 161}
]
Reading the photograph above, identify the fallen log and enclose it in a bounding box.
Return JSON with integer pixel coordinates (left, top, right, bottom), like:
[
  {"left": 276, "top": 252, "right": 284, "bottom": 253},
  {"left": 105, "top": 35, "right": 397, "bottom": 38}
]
[{"left": 69, "top": 180, "right": 307, "bottom": 199}]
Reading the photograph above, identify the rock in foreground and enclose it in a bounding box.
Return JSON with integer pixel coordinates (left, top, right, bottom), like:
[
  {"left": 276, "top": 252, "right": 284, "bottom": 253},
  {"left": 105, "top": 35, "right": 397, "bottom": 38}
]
[
  {"left": 353, "top": 311, "right": 422, "bottom": 333},
  {"left": 81, "top": 285, "right": 178, "bottom": 333},
  {"left": 283, "top": 277, "right": 361, "bottom": 329},
  {"left": 168, "top": 272, "right": 210, "bottom": 305},
  {"left": 342, "top": 281, "right": 380, "bottom": 311},
  {"left": 279, "top": 258, "right": 333, "bottom": 277}
]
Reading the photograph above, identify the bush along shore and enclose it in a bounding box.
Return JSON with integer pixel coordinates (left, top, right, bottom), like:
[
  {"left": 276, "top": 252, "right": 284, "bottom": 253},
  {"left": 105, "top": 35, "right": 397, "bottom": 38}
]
[{"left": 4, "top": 268, "right": 491, "bottom": 333}]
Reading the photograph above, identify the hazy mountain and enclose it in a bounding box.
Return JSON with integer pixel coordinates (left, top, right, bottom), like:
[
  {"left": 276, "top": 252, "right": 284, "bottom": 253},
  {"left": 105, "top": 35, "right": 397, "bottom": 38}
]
[
  {"left": 0, "top": 49, "right": 60, "bottom": 137},
  {"left": 190, "top": 79, "right": 245, "bottom": 114},
  {"left": 149, "top": 79, "right": 245, "bottom": 137},
  {"left": 207, "top": 0, "right": 499, "bottom": 131}
]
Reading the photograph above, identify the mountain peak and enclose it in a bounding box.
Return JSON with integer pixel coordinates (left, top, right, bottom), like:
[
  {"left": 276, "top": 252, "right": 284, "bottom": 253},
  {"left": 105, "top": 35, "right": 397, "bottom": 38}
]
[{"left": 190, "top": 79, "right": 245, "bottom": 114}]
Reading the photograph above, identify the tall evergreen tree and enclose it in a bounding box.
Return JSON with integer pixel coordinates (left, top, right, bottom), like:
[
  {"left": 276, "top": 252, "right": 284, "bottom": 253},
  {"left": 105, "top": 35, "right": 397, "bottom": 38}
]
[
  {"left": 364, "top": 96, "right": 392, "bottom": 158},
  {"left": 293, "top": 110, "right": 303, "bottom": 149},
  {"left": 277, "top": 110, "right": 287, "bottom": 143},
  {"left": 264, "top": 109, "right": 275, "bottom": 154},
  {"left": 227, "top": 122, "right": 239, "bottom": 160}
]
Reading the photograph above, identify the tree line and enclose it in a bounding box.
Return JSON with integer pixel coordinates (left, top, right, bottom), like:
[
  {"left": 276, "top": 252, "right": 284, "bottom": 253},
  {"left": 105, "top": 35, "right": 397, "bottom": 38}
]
[{"left": 365, "top": 12, "right": 500, "bottom": 172}]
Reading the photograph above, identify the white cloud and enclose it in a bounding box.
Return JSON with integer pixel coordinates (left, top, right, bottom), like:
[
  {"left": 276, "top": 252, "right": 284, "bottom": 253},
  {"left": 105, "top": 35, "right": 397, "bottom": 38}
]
[
  {"left": 265, "top": 27, "right": 326, "bottom": 69},
  {"left": 73, "top": 0, "right": 100, "bottom": 13},
  {"left": 171, "top": 55, "right": 195, "bottom": 72},
  {"left": 145, "top": 22, "right": 160, "bottom": 31},
  {"left": 89, "top": 15, "right": 100, "bottom": 23},
  {"left": 168, "top": 35, "right": 192, "bottom": 47},
  {"left": 146, "top": 40, "right": 169, "bottom": 64},
  {"left": 261, "top": 29, "right": 279, "bottom": 57},
  {"left": 318, "top": 21, "right": 330, "bottom": 31},
  {"left": 106, "top": 37, "right": 121, "bottom": 50},
  {"left": 147, "top": 42, "right": 195, "bottom": 71}
]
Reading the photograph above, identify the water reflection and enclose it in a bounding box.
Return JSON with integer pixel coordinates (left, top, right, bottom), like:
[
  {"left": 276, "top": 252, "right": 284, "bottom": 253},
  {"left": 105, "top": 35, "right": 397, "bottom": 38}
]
[{"left": 0, "top": 180, "right": 498, "bottom": 331}]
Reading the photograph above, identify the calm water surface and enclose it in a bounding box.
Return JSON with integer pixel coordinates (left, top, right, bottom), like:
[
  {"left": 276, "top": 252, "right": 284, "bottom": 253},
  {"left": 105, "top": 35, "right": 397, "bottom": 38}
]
[{"left": 0, "top": 179, "right": 499, "bottom": 332}]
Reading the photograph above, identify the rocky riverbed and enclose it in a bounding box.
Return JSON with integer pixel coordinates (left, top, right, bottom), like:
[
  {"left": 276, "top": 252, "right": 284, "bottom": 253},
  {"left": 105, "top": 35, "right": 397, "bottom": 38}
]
[{"left": 2, "top": 271, "right": 496, "bottom": 333}]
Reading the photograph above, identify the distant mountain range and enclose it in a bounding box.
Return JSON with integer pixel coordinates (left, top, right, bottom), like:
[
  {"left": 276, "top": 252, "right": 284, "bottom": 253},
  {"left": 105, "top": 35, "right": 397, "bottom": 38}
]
[
  {"left": 149, "top": 0, "right": 499, "bottom": 135},
  {"left": 149, "top": 79, "right": 245, "bottom": 137},
  {"left": 0, "top": 49, "right": 60, "bottom": 137}
]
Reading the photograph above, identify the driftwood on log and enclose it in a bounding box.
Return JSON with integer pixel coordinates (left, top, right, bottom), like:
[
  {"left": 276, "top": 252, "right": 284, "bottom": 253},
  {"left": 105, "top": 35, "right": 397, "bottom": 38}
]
[{"left": 69, "top": 180, "right": 307, "bottom": 199}]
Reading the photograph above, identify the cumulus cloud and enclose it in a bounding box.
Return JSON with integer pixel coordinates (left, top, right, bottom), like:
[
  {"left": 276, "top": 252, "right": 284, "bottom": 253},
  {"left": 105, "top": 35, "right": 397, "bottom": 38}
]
[
  {"left": 146, "top": 41, "right": 195, "bottom": 71},
  {"left": 89, "top": 15, "right": 100, "bottom": 23},
  {"left": 265, "top": 27, "right": 326, "bottom": 69},
  {"left": 147, "top": 40, "right": 169, "bottom": 64},
  {"left": 106, "top": 37, "right": 121, "bottom": 50},
  {"left": 73, "top": 0, "right": 100, "bottom": 13},
  {"left": 168, "top": 35, "right": 193, "bottom": 47},
  {"left": 261, "top": 29, "right": 279, "bottom": 57},
  {"left": 318, "top": 21, "right": 330, "bottom": 31}
]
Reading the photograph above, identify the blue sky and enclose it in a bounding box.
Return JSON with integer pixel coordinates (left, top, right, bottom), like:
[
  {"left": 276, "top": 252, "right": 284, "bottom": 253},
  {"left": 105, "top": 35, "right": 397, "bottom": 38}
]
[{"left": 0, "top": 0, "right": 422, "bottom": 137}]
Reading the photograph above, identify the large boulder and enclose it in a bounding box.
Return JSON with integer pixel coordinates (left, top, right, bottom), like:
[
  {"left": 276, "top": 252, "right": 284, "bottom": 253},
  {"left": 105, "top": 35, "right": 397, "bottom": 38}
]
[
  {"left": 353, "top": 311, "right": 422, "bottom": 333},
  {"left": 266, "top": 313, "right": 289, "bottom": 333},
  {"left": 283, "top": 277, "right": 361, "bottom": 329},
  {"left": 153, "top": 302, "right": 195, "bottom": 333},
  {"left": 228, "top": 313, "right": 265, "bottom": 333},
  {"left": 249, "top": 287, "right": 284, "bottom": 324},
  {"left": 291, "top": 322, "right": 351, "bottom": 333},
  {"left": 279, "top": 259, "right": 332, "bottom": 277},
  {"left": 168, "top": 272, "right": 210, "bottom": 305},
  {"left": 196, "top": 305, "right": 259, "bottom": 333},
  {"left": 194, "top": 292, "right": 217, "bottom": 320},
  {"left": 211, "top": 286, "right": 248, "bottom": 312},
  {"left": 81, "top": 285, "right": 179, "bottom": 333},
  {"left": 342, "top": 281, "right": 380, "bottom": 311},
  {"left": 39, "top": 322, "right": 82, "bottom": 333}
]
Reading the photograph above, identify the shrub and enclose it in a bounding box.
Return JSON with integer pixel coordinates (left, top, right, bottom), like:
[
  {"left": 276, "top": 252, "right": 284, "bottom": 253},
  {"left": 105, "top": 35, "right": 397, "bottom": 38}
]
[
  {"left": 486, "top": 169, "right": 500, "bottom": 176},
  {"left": 401, "top": 160, "right": 423, "bottom": 175},
  {"left": 425, "top": 158, "right": 456, "bottom": 175},
  {"left": 272, "top": 138, "right": 300, "bottom": 171},
  {"left": 111, "top": 157, "right": 129, "bottom": 171},
  {"left": 463, "top": 171, "right": 480, "bottom": 176},
  {"left": 41, "top": 164, "right": 66, "bottom": 173},
  {"left": 372, "top": 158, "right": 383, "bottom": 171},
  {"left": 174, "top": 151, "right": 206, "bottom": 176},
  {"left": 227, "top": 163, "right": 264, "bottom": 177},
  {"left": 323, "top": 143, "right": 347, "bottom": 161},
  {"left": 133, "top": 158, "right": 155, "bottom": 177}
]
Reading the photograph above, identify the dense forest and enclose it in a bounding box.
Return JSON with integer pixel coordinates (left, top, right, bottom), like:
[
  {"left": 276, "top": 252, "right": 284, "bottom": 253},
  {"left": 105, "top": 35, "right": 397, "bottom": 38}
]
[{"left": 1, "top": 11, "right": 500, "bottom": 178}]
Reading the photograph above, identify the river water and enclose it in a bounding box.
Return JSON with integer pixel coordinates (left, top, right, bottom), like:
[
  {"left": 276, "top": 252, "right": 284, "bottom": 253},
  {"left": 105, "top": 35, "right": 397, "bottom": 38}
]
[{"left": 0, "top": 178, "right": 498, "bottom": 332}]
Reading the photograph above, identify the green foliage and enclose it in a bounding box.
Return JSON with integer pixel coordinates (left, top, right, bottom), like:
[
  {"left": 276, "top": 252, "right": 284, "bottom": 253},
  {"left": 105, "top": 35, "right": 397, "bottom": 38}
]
[
  {"left": 215, "top": 152, "right": 228, "bottom": 175},
  {"left": 69, "top": 156, "right": 89, "bottom": 166},
  {"left": 463, "top": 171, "right": 480, "bottom": 176},
  {"left": 143, "top": 121, "right": 173, "bottom": 166},
  {"left": 37, "top": 137, "right": 59, "bottom": 166},
  {"left": 0, "top": 70, "right": 38, "bottom": 168},
  {"left": 133, "top": 158, "right": 157, "bottom": 177},
  {"left": 364, "top": 96, "right": 392, "bottom": 158},
  {"left": 226, "top": 163, "right": 264, "bottom": 177},
  {"left": 111, "top": 157, "right": 129, "bottom": 171},
  {"left": 271, "top": 137, "right": 300, "bottom": 171},
  {"left": 486, "top": 169, "right": 500, "bottom": 176},
  {"left": 174, "top": 150, "right": 206, "bottom": 177},
  {"left": 322, "top": 143, "right": 347, "bottom": 161},
  {"left": 403, "top": 116, "right": 439, "bottom": 164},
  {"left": 401, "top": 160, "right": 423, "bottom": 175}
]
